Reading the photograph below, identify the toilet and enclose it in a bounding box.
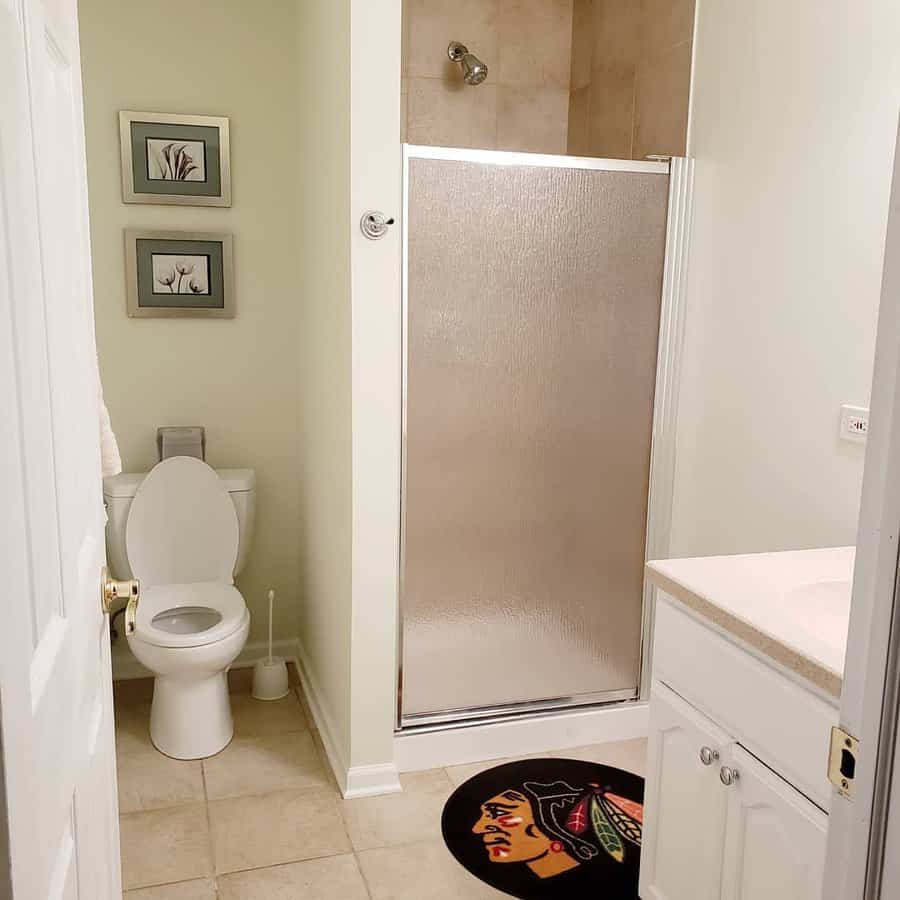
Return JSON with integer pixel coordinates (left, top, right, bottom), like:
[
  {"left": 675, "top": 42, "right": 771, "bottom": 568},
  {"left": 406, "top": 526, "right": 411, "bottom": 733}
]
[{"left": 103, "top": 457, "right": 256, "bottom": 759}]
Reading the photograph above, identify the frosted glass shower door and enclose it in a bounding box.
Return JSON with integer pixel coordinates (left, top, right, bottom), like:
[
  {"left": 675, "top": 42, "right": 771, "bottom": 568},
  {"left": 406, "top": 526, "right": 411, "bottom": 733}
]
[{"left": 401, "top": 148, "right": 670, "bottom": 725}]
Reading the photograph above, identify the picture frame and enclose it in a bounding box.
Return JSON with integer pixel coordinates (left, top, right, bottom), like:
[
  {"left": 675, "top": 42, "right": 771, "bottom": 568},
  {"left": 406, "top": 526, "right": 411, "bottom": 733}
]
[
  {"left": 119, "top": 111, "right": 231, "bottom": 207},
  {"left": 125, "top": 229, "right": 234, "bottom": 318}
]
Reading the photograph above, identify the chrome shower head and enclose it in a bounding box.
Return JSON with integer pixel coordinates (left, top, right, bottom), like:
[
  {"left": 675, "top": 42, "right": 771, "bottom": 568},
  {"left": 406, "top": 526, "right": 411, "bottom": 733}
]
[{"left": 448, "top": 41, "right": 488, "bottom": 86}]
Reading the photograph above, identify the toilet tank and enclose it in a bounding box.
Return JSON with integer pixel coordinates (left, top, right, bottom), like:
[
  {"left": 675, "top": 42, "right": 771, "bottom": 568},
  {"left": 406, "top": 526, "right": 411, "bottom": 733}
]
[{"left": 103, "top": 467, "right": 256, "bottom": 580}]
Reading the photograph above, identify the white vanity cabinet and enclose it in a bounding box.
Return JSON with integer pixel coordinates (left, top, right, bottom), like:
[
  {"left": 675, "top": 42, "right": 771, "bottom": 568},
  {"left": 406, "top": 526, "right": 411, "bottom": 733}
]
[
  {"left": 640, "top": 683, "right": 828, "bottom": 900},
  {"left": 639, "top": 591, "right": 836, "bottom": 900},
  {"left": 639, "top": 685, "right": 730, "bottom": 900},
  {"left": 720, "top": 745, "right": 827, "bottom": 900}
]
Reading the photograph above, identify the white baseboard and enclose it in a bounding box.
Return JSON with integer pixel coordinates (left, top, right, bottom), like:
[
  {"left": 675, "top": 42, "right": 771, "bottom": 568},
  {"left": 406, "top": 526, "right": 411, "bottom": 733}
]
[
  {"left": 395, "top": 701, "right": 649, "bottom": 772},
  {"left": 111, "top": 637, "right": 302, "bottom": 681},
  {"left": 291, "top": 638, "right": 351, "bottom": 795},
  {"left": 293, "top": 639, "right": 401, "bottom": 799},
  {"left": 344, "top": 763, "right": 402, "bottom": 799}
]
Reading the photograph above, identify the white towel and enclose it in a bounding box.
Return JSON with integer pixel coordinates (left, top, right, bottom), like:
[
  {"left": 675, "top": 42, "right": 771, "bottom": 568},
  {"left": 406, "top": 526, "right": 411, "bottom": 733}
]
[{"left": 99, "top": 390, "right": 121, "bottom": 478}]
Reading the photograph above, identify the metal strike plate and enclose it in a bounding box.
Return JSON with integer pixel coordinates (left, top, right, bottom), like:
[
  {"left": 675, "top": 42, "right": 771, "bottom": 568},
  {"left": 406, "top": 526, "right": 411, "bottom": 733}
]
[{"left": 828, "top": 726, "right": 859, "bottom": 799}]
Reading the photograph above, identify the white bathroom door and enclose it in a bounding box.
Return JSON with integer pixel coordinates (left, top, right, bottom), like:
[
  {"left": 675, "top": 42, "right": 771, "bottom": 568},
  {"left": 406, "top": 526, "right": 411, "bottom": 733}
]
[
  {"left": 822, "top": 121, "right": 900, "bottom": 900},
  {"left": 0, "top": 0, "right": 121, "bottom": 897}
]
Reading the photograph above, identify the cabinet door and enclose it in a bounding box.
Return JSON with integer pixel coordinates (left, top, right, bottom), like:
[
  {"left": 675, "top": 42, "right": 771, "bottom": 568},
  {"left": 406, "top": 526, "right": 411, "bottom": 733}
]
[
  {"left": 639, "top": 682, "right": 732, "bottom": 900},
  {"left": 720, "top": 746, "right": 827, "bottom": 900}
]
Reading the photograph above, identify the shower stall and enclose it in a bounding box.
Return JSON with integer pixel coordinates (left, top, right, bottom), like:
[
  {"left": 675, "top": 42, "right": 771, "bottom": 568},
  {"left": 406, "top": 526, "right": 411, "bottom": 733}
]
[{"left": 398, "top": 145, "right": 688, "bottom": 729}]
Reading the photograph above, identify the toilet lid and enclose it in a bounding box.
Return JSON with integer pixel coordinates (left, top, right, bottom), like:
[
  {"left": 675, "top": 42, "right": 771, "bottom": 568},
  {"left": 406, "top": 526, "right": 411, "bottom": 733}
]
[
  {"left": 133, "top": 582, "right": 248, "bottom": 648},
  {"left": 126, "top": 456, "right": 239, "bottom": 587}
]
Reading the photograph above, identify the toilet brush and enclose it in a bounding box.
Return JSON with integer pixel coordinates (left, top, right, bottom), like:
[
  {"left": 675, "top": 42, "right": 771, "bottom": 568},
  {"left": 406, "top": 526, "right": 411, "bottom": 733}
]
[{"left": 251, "top": 589, "right": 290, "bottom": 701}]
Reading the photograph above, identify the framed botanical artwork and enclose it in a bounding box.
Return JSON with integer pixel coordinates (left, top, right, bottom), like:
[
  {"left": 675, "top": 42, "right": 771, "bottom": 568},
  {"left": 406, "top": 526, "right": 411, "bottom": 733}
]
[
  {"left": 125, "top": 229, "right": 234, "bottom": 318},
  {"left": 119, "top": 111, "right": 231, "bottom": 207}
]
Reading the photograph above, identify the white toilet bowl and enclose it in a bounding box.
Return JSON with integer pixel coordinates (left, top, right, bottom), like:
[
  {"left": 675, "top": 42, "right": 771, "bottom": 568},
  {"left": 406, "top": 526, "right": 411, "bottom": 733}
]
[
  {"left": 122, "top": 457, "right": 251, "bottom": 759},
  {"left": 128, "top": 582, "right": 250, "bottom": 758}
]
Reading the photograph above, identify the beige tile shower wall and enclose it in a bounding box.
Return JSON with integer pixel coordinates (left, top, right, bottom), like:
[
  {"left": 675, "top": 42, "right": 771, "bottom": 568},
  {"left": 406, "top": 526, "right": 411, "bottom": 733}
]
[
  {"left": 567, "top": 0, "right": 694, "bottom": 160},
  {"left": 402, "top": 0, "right": 574, "bottom": 154}
]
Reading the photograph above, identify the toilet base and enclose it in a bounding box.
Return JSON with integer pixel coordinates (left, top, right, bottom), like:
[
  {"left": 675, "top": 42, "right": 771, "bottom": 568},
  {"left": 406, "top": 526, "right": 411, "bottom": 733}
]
[{"left": 150, "top": 670, "right": 233, "bottom": 759}]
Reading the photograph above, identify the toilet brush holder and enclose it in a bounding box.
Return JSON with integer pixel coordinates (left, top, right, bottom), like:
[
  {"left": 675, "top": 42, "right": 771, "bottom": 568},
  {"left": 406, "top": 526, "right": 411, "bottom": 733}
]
[
  {"left": 251, "top": 589, "right": 290, "bottom": 701},
  {"left": 251, "top": 656, "right": 290, "bottom": 701}
]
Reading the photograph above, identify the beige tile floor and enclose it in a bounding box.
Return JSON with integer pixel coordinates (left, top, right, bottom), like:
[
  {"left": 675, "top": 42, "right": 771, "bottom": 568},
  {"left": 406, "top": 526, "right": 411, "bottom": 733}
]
[{"left": 116, "top": 672, "right": 646, "bottom": 898}]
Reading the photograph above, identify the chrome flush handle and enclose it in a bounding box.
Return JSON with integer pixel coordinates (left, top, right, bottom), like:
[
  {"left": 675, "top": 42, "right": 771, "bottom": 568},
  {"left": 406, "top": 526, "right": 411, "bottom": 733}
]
[{"left": 699, "top": 746, "right": 720, "bottom": 766}]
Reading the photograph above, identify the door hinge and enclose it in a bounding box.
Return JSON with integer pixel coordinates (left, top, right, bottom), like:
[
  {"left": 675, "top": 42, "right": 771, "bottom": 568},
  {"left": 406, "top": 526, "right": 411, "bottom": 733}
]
[{"left": 828, "top": 726, "right": 859, "bottom": 799}]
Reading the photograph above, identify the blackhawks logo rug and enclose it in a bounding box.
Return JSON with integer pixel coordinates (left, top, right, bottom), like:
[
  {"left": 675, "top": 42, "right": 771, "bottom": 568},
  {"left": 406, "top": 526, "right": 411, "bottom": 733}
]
[{"left": 441, "top": 758, "right": 643, "bottom": 899}]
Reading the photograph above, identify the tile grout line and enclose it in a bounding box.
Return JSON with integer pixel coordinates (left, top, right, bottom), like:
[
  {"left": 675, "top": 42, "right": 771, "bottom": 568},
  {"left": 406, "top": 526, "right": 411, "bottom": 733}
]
[
  {"left": 122, "top": 874, "right": 218, "bottom": 895},
  {"left": 352, "top": 849, "right": 376, "bottom": 900},
  {"left": 215, "top": 848, "right": 363, "bottom": 879},
  {"left": 202, "top": 780, "right": 338, "bottom": 807},
  {"left": 200, "top": 758, "right": 219, "bottom": 893}
]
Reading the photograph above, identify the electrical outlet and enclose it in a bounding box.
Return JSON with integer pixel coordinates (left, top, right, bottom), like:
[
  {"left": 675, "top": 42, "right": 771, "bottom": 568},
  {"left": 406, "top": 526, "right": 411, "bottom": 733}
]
[{"left": 840, "top": 405, "right": 869, "bottom": 444}]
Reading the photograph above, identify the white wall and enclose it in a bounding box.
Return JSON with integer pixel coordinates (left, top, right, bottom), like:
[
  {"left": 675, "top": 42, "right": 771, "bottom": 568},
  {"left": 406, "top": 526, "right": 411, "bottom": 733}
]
[
  {"left": 348, "top": 0, "right": 402, "bottom": 775},
  {"left": 295, "top": 0, "right": 354, "bottom": 766},
  {"left": 80, "top": 0, "right": 303, "bottom": 645},
  {"left": 670, "top": 0, "right": 900, "bottom": 557}
]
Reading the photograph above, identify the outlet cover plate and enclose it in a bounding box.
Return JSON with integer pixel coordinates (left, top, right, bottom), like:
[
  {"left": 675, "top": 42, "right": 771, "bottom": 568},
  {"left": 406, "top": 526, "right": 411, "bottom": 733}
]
[{"left": 840, "top": 405, "right": 869, "bottom": 444}]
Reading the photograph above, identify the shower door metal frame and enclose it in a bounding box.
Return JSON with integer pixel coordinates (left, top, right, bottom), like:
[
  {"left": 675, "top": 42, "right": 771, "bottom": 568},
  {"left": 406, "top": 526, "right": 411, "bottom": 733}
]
[{"left": 397, "top": 144, "right": 694, "bottom": 731}]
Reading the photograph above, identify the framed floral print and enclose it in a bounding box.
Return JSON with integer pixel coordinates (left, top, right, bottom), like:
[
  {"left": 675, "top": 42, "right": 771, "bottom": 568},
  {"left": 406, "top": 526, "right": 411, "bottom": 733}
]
[
  {"left": 119, "top": 111, "right": 231, "bottom": 207},
  {"left": 125, "top": 229, "right": 234, "bottom": 318}
]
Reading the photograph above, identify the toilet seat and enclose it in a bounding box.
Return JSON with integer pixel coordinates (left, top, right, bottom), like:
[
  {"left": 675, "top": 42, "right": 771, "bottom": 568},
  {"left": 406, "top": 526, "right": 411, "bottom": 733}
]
[
  {"left": 134, "top": 582, "right": 248, "bottom": 649},
  {"left": 126, "top": 456, "right": 239, "bottom": 588}
]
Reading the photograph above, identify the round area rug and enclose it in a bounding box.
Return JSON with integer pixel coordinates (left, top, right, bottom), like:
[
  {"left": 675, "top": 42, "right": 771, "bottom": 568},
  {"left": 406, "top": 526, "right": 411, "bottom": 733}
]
[{"left": 441, "top": 758, "right": 644, "bottom": 899}]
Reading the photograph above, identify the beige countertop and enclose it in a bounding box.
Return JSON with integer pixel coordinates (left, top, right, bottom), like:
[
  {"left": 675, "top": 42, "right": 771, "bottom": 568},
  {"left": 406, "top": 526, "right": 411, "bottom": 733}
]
[{"left": 646, "top": 546, "right": 854, "bottom": 699}]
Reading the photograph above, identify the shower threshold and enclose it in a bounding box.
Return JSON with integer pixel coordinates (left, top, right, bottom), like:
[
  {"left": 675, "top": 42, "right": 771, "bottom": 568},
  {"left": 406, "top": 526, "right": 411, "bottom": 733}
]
[{"left": 398, "top": 687, "right": 638, "bottom": 732}]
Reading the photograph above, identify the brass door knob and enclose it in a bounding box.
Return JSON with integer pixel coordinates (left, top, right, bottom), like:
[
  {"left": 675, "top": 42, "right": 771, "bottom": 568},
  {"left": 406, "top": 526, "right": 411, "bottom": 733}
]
[{"left": 101, "top": 566, "right": 140, "bottom": 634}]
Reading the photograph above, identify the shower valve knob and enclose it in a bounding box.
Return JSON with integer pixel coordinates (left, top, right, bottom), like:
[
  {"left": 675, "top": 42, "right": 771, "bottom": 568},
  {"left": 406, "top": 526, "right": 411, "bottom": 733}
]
[{"left": 360, "top": 210, "right": 395, "bottom": 240}]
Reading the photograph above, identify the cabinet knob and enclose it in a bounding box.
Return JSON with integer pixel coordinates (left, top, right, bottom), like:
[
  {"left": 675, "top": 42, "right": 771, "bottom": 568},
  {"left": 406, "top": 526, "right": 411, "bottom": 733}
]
[
  {"left": 719, "top": 766, "right": 740, "bottom": 786},
  {"left": 699, "top": 746, "right": 720, "bottom": 766}
]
